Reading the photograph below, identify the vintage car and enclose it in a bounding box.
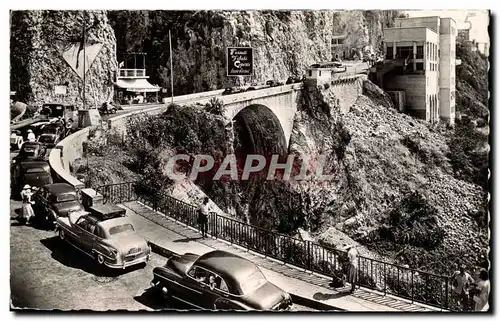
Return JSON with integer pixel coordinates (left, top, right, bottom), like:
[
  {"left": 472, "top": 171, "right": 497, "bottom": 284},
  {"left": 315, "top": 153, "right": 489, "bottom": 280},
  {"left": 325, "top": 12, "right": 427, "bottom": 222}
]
[
  {"left": 13, "top": 142, "right": 47, "bottom": 163},
  {"left": 33, "top": 183, "right": 84, "bottom": 223},
  {"left": 10, "top": 130, "right": 24, "bottom": 150},
  {"left": 98, "top": 102, "right": 117, "bottom": 114},
  {"left": 38, "top": 123, "right": 65, "bottom": 148},
  {"left": 150, "top": 250, "right": 293, "bottom": 311},
  {"left": 56, "top": 204, "right": 151, "bottom": 269},
  {"left": 11, "top": 160, "right": 53, "bottom": 195}
]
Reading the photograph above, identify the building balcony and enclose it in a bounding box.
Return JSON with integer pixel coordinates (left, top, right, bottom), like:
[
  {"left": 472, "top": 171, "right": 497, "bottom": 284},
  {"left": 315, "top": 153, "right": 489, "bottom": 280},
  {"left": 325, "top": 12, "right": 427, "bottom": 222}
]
[{"left": 118, "top": 69, "right": 149, "bottom": 79}]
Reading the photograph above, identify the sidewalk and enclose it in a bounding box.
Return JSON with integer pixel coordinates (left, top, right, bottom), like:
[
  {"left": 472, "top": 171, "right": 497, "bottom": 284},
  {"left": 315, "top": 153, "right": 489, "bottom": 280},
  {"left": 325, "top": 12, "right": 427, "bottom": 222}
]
[{"left": 119, "top": 201, "right": 440, "bottom": 312}]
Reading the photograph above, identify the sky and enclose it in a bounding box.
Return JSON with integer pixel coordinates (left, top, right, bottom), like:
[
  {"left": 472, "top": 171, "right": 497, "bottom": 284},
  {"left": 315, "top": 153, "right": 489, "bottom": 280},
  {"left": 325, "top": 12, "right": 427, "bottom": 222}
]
[{"left": 405, "top": 10, "right": 490, "bottom": 44}]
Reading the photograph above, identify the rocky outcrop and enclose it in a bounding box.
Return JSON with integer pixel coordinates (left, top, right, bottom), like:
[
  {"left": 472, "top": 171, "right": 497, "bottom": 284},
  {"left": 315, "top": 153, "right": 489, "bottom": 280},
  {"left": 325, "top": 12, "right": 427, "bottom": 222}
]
[
  {"left": 108, "top": 10, "right": 399, "bottom": 95},
  {"left": 10, "top": 10, "right": 117, "bottom": 108}
]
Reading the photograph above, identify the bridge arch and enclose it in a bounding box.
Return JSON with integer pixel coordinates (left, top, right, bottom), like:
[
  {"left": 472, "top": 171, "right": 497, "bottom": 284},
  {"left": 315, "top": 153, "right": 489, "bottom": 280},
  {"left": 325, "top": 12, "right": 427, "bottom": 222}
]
[{"left": 232, "top": 104, "right": 287, "bottom": 157}]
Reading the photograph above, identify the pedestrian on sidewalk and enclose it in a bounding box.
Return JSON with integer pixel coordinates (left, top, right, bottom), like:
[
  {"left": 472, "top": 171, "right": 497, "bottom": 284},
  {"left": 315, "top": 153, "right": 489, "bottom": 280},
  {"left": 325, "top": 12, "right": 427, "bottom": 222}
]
[
  {"left": 472, "top": 268, "right": 490, "bottom": 311},
  {"left": 198, "top": 197, "right": 210, "bottom": 239},
  {"left": 19, "top": 185, "right": 35, "bottom": 225},
  {"left": 451, "top": 264, "right": 474, "bottom": 311},
  {"left": 343, "top": 244, "right": 359, "bottom": 293}
]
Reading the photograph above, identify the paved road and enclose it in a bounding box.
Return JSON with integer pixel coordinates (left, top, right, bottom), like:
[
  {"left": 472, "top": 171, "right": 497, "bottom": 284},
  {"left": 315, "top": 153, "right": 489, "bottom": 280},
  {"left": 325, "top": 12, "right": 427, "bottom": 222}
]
[{"left": 9, "top": 200, "right": 315, "bottom": 311}]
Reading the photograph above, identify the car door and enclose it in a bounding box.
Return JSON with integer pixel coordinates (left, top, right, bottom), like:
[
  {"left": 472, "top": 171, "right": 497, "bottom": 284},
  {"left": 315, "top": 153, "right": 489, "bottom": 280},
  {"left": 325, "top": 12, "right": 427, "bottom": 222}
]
[
  {"left": 73, "top": 217, "right": 92, "bottom": 250},
  {"left": 183, "top": 266, "right": 213, "bottom": 309},
  {"left": 201, "top": 272, "right": 230, "bottom": 310}
]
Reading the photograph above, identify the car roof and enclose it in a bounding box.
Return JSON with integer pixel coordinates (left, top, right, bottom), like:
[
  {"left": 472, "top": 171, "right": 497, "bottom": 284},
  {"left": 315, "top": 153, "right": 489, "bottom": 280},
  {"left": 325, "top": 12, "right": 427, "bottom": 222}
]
[
  {"left": 89, "top": 204, "right": 126, "bottom": 216},
  {"left": 95, "top": 216, "right": 133, "bottom": 231},
  {"left": 196, "top": 250, "right": 261, "bottom": 282},
  {"left": 22, "top": 142, "right": 40, "bottom": 148},
  {"left": 20, "top": 161, "right": 50, "bottom": 169},
  {"left": 44, "top": 183, "right": 75, "bottom": 195}
]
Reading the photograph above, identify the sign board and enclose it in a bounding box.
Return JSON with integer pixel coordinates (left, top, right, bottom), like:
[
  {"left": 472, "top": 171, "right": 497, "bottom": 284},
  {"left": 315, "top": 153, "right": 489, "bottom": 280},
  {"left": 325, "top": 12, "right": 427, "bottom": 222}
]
[
  {"left": 54, "top": 85, "right": 68, "bottom": 95},
  {"left": 57, "top": 42, "right": 103, "bottom": 80},
  {"left": 227, "top": 47, "right": 253, "bottom": 76}
]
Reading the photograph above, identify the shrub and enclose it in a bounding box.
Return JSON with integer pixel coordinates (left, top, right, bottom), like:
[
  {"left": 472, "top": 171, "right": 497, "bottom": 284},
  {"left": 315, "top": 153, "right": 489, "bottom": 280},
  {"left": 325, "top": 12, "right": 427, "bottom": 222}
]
[{"left": 204, "top": 97, "right": 225, "bottom": 115}]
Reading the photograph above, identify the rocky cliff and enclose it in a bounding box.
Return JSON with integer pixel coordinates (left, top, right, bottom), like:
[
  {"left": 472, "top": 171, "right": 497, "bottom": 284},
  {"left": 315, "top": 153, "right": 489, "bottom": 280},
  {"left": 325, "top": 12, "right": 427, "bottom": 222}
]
[
  {"left": 10, "top": 10, "right": 117, "bottom": 108},
  {"left": 108, "top": 10, "right": 399, "bottom": 95}
]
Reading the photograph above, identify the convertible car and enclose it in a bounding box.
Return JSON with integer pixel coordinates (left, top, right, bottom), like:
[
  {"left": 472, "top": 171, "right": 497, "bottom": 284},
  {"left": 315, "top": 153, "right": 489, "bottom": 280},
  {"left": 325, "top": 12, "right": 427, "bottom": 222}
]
[
  {"left": 56, "top": 204, "right": 151, "bottom": 269},
  {"left": 150, "top": 250, "right": 293, "bottom": 311}
]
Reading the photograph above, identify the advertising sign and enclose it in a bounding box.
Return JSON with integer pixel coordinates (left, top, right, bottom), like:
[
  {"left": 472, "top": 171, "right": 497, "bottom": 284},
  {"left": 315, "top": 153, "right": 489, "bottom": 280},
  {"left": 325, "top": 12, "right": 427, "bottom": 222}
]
[
  {"left": 227, "top": 47, "right": 253, "bottom": 76},
  {"left": 54, "top": 85, "right": 68, "bottom": 95}
]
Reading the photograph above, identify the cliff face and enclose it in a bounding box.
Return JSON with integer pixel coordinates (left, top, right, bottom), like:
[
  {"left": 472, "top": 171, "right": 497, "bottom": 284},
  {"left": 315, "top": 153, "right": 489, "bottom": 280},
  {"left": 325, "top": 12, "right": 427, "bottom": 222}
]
[
  {"left": 108, "top": 10, "right": 399, "bottom": 95},
  {"left": 10, "top": 10, "right": 117, "bottom": 108}
]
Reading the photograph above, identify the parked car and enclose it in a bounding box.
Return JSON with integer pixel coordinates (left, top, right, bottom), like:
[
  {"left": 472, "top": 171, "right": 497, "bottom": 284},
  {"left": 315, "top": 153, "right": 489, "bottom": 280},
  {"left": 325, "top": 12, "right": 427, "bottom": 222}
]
[
  {"left": 222, "top": 87, "right": 245, "bottom": 96},
  {"left": 10, "top": 130, "right": 24, "bottom": 150},
  {"left": 99, "top": 102, "right": 117, "bottom": 114},
  {"left": 38, "top": 123, "right": 65, "bottom": 148},
  {"left": 265, "top": 80, "right": 275, "bottom": 87},
  {"left": 246, "top": 86, "right": 256, "bottom": 91},
  {"left": 150, "top": 250, "right": 293, "bottom": 311},
  {"left": 11, "top": 160, "right": 53, "bottom": 195},
  {"left": 13, "top": 142, "right": 47, "bottom": 164},
  {"left": 56, "top": 204, "right": 151, "bottom": 269},
  {"left": 33, "top": 183, "right": 84, "bottom": 224},
  {"left": 286, "top": 76, "right": 302, "bottom": 84}
]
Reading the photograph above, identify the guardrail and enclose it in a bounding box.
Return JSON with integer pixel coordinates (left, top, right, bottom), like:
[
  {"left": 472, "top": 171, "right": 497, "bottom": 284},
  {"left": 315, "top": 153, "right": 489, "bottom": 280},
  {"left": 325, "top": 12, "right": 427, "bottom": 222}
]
[{"left": 96, "top": 181, "right": 451, "bottom": 310}]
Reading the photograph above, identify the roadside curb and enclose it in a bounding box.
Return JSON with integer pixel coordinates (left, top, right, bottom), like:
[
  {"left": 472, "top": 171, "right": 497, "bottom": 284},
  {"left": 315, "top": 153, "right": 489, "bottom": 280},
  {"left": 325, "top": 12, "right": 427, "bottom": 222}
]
[{"left": 147, "top": 239, "right": 343, "bottom": 311}]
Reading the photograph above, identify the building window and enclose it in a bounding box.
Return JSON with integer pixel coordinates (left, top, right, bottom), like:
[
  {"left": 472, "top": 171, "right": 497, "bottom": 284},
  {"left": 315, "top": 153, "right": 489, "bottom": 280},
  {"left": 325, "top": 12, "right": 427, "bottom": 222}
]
[
  {"left": 416, "top": 62, "right": 424, "bottom": 71},
  {"left": 416, "top": 46, "right": 424, "bottom": 59},
  {"left": 319, "top": 70, "right": 322, "bottom": 77},
  {"left": 426, "top": 42, "right": 430, "bottom": 59},
  {"left": 438, "top": 49, "right": 440, "bottom": 58},
  {"left": 397, "top": 46, "right": 413, "bottom": 59},
  {"left": 308, "top": 70, "right": 312, "bottom": 77}
]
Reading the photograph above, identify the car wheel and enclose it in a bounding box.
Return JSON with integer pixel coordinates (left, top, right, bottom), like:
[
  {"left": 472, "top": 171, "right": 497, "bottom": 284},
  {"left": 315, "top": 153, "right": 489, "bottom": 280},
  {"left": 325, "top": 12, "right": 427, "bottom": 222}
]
[
  {"left": 111, "top": 109, "right": 116, "bottom": 114},
  {"left": 59, "top": 229, "right": 65, "bottom": 240},
  {"left": 17, "top": 138, "right": 23, "bottom": 150}
]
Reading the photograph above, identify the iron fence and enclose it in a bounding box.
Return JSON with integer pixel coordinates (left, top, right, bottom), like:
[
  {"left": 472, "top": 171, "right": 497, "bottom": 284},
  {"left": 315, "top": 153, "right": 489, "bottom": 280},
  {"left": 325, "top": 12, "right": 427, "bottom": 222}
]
[{"left": 96, "top": 181, "right": 451, "bottom": 310}]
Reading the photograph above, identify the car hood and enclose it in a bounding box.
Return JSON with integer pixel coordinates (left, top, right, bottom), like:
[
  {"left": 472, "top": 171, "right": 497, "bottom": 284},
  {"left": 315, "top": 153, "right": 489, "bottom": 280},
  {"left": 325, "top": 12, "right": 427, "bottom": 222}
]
[
  {"left": 53, "top": 201, "right": 83, "bottom": 217},
  {"left": 169, "top": 253, "right": 200, "bottom": 274},
  {"left": 244, "top": 281, "right": 291, "bottom": 310},
  {"left": 104, "top": 233, "right": 149, "bottom": 253}
]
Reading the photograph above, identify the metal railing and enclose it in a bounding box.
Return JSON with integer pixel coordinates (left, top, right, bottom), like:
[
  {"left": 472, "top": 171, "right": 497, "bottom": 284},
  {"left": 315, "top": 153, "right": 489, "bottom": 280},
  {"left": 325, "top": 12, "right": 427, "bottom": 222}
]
[
  {"left": 96, "top": 181, "right": 452, "bottom": 310},
  {"left": 118, "top": 69, "right": 146, "bottom": 78}
]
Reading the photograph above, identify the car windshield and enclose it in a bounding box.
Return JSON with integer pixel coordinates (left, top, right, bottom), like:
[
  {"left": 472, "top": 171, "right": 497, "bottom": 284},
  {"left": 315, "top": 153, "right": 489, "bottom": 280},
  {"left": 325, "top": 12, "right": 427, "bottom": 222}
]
[
  {"left": 108, "top": 224, "right": 135, "bottom": 236},
  {"left": 38, "top": 135, "right": 54, "bottom": 143},
  {"left": 25, "top": 168, "right": 46, "bottom": 174},
  {"left": 44, "top": 128, "right": 57, "bottom": 134},
  {"left": 57, "top": 193, "right": 76, "bottom": 202},
  {"left": 238, "top": 270, "right": 267, "bottom": 294}
]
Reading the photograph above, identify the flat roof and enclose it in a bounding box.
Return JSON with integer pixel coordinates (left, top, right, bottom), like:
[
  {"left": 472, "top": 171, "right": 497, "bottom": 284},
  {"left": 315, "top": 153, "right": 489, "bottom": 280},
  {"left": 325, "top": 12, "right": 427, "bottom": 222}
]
[{"left": 397, "top": 15, "right": 456, "bottom": 23}]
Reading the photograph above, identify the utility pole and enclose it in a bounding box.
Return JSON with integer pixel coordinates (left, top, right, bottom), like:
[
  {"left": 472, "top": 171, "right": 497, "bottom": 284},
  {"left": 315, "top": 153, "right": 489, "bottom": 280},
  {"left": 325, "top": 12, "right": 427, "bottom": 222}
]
[
  {"left": 82, "top": 11, "right": 86, "bottom": 110},
  {"left": 169, "top": 30, "right": 174, "bottom": 104}
]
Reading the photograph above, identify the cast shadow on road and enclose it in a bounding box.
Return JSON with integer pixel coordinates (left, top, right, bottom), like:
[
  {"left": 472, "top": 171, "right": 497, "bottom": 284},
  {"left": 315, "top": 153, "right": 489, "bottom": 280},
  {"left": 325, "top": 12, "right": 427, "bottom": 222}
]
[
  {"left": 134, "top": 287, "right": 188, "bottom": 311},
  {"left": 10, "top": 212, "right": 56, "bottom": 231},
  {"left": 313, "top": 291, "right": 351, "bottom": 301},
  {"left": 40, "top": 236, "right": 144, "bottom": 278},
  {"left": 173, "top": 237, "right": 203, "bottom": 243}
]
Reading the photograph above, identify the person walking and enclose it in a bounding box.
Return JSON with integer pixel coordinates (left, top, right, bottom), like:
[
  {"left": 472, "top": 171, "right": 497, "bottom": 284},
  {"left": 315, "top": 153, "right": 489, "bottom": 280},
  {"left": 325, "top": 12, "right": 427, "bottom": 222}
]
[
  {"left": 27, "top": 129, "right": 36, "bottom": 143},
  {"left": 451, "top": 264, "right": 475, "bottom": 310},
  {"left": 198, "top": 197, "right": 210, "bottom": 239},
  {"left": 19, "top": 185, "right": 35, "bottom": 225},
  {"left": 473, "top": 269, "right": 490, "bottom": 311}
]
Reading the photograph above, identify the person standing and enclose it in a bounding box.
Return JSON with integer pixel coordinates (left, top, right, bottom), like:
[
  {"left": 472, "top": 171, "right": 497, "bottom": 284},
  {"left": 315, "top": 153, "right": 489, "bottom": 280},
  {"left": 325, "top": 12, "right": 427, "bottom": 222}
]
[
  {"left": 19, "top": 185, "right": 35, "bottom": 225},
  {"left": 27, "top": 129, "right": 36, "bottom": 143},
  {"left": 343, "top": 244, "right": 359, "bottom": 293},
  {"left": 198, "top": 197, "right": 210, "bottom": 239},
  {"left": 473, "top": 269, "right": 490, "bottom": 311},
  {"left": 451, "top": 264, "right": 475, "bottom": 310}
]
